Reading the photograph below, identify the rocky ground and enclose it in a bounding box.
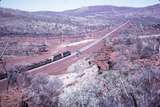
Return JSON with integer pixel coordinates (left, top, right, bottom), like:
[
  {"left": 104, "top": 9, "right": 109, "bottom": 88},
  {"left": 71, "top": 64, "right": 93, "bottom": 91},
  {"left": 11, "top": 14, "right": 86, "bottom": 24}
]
[
  {"left": 1, "top": 32, "right": 159, "bottom": 107},
  {"left": 1, "top": 3, "right": 160, "bottom": 107},
  {"left": 1, "top": 22, "right": 160, "bottom": 107}
]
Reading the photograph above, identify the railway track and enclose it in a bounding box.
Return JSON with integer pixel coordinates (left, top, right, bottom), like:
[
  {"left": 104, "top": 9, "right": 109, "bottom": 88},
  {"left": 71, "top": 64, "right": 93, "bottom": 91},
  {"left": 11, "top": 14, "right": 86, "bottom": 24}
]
[
  {"left": 0, "top": 21, "right": 129, "bottom": 92},
  {"left": 27, "top": 21, "right": 130, "bottom": 75}
]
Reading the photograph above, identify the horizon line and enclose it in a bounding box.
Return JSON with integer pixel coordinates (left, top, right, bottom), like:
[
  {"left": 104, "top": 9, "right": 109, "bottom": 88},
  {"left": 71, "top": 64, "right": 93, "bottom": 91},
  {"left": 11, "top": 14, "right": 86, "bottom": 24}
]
[{"left": 0, "top": 3, "right": 159, "bottom": 12}]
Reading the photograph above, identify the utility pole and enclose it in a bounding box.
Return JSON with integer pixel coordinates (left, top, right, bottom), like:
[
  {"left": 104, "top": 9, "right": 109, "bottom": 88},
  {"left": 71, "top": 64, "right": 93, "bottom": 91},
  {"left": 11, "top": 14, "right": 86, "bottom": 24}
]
[
  {"left": 61, "top": 33, "right": 64, "bottom": 43},
  {"left": 140, "top": 24, "right": 144, "bottom": 35},
  {"left": 0, "top": 95, "right": 1, "bottom": 107},
  {"left": 0, "top": 42, "right": 8, "bottom": 74}
]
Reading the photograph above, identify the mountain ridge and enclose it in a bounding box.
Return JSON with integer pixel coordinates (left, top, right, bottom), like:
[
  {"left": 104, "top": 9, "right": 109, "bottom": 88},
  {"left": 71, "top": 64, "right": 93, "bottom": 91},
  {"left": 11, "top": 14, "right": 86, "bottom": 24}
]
[{"left": 0, "top": 4, "right": 160, "bottom": 36}]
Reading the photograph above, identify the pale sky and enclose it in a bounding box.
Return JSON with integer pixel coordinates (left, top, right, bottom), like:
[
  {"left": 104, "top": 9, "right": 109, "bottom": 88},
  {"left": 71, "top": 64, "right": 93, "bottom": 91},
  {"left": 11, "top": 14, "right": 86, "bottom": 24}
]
[{"left": 1, "top": 0, "right": 160, "bottom": 11}]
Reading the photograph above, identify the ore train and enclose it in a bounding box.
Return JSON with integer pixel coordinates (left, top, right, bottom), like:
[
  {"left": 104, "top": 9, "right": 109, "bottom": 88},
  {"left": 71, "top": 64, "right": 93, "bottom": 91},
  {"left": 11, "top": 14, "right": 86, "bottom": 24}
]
[
  {"left": 53, "top": 51, "right": 71, "bottom": 61},
  {"left": 0, "top": 51, "right": 71, "bottom": 80}
]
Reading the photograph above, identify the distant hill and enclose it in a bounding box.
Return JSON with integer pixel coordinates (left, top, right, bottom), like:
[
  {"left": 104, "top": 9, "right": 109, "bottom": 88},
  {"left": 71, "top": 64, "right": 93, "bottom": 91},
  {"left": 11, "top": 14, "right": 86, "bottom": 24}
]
[
  {"left": 60, "top": 4, "right": 160, "bottom": 17},
  {"left": 0, "top": 4, "right": 160, "bottom": 36}
]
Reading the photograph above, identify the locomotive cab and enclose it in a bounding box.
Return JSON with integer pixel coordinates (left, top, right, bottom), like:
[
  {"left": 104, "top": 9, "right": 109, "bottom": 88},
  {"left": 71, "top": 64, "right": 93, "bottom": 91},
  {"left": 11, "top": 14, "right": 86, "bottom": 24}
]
[
  {"left": 63, "top": 51, "right": 71, "bottom": 57},
  {"left": 53, "top": 53, "right": 63, "bottom": 61}
]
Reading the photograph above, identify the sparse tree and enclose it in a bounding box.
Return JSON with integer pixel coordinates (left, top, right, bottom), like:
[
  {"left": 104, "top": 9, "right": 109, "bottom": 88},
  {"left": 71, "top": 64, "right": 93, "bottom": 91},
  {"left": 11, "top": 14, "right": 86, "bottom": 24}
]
[
  {"left": 7, "top": 67, "right": 19, "bottom": 90},
  {"left": 25, "top": 74, "right": 63, "bottom": 107},
  {"left": 19, "top": 95, "right": 29, "bottom": 107}
]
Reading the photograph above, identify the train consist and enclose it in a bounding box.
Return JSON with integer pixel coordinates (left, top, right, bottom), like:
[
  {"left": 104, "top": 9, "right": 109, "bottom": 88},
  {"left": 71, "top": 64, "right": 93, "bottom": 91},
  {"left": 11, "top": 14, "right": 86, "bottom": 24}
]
[
  {"left": 0, "top": 51, "right": 71, "bottom": 80},
  {"left": 53, "top": 51, "right": 71, "bottom": 61},
  {"left": 24, "top": 51, "right": 71, "bottom": 71},
  {"left": 0, "top": 73, "right": 7, "bottom": 80}
]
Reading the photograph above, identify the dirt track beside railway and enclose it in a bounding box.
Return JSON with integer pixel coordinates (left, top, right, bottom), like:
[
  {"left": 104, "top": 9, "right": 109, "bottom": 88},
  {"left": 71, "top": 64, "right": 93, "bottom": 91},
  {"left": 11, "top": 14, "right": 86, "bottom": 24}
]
[{"left": 0, "top": 22, "right": 129, "bottom": 92}]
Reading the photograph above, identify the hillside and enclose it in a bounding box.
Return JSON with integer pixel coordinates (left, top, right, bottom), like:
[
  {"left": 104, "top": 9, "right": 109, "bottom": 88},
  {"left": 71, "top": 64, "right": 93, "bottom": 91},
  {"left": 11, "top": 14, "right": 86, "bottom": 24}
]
[
  {"left": 0, "top": 4, "right": 160, "bottom": 36},
  {"left": 0, "top": 3, "right": 160, "bottom": 107}
]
